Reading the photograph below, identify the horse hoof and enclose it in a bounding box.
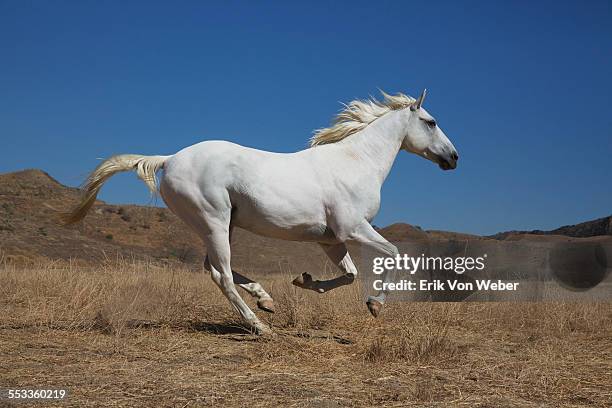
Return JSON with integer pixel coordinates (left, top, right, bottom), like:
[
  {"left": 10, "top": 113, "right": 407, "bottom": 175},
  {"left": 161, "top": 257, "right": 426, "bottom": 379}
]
[
  {"left": 253, "top": 322, "right": 275, "bottom": 337},
  {"left": 366, "top": 299, "right": 383, "bottom": 318},
  {"left": 257, "top": 298, "right": 275, "bottom": 313},
  {"left": 292, "top": 272, "right": 312, "bottom": 288}
]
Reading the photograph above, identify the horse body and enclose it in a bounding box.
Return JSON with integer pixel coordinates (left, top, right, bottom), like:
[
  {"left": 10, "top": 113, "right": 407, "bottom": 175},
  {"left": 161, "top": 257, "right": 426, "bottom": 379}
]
[
  {"left": 161, "top": 131, "right": 389, "bottom": 244},
  {"left": 64, "top": 90, "right": 459, "bottom": 334},
  {"left": 161, "top": 141, "right": 329, "bottom": 242}
]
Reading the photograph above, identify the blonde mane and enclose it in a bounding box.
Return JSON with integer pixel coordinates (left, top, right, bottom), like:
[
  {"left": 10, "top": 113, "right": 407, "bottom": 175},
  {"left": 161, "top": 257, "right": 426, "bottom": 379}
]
[{"left": 310, "top": 91, "right": 416, "bottom": 147}]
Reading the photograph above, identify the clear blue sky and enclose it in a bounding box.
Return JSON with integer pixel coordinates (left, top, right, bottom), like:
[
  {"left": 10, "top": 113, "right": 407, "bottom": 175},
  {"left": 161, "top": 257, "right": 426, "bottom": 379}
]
[{"left": 1, "top": 1, "right": 610, "bottom": 235}]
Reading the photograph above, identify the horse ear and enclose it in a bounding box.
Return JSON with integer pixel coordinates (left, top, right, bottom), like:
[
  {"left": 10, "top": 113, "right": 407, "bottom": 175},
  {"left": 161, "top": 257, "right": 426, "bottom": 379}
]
[{"left": 411, "top": 89, "right": 427, "bottom": 111}]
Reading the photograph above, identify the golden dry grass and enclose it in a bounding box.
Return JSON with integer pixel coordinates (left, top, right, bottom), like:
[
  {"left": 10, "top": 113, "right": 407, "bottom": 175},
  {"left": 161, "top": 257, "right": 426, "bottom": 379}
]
[{"left": 1, "top": 260, "right": 611, "bottom": 407}]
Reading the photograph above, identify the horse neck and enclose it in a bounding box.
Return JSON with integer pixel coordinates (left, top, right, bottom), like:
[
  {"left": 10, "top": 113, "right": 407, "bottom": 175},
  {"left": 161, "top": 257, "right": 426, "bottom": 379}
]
[{"left": 337, "top": 110, "right": 407, "bottom": 185}]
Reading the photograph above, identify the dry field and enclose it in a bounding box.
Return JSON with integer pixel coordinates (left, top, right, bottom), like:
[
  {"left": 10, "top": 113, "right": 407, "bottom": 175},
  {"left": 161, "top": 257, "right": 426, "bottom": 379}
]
[{"left": 1, "top": 260, "right": 611, "bottom": 407}]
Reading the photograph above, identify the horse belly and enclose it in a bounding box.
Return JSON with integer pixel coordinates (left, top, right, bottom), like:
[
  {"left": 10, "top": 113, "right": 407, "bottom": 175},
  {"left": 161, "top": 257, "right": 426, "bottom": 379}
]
[{"left": 231, "top": 201, "right": 335, "bottom": 243}]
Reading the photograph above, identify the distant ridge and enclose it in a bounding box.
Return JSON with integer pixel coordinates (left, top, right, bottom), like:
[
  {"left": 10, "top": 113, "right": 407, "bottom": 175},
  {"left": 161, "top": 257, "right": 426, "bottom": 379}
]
[{"left": 489, "top": 215, "right": 612, "bottom": 240}]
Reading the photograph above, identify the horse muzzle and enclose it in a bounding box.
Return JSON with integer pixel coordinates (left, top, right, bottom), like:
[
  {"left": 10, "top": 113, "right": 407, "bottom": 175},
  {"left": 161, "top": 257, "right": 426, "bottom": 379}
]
[{"left": 437, "top": 151, "right": 458, "bottom": 170}]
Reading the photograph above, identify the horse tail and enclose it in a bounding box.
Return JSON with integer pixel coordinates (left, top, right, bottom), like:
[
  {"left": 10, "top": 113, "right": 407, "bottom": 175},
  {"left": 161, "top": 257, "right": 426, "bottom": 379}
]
[{"left": 61, "top": 154, "right": 170, "bottom": 225}]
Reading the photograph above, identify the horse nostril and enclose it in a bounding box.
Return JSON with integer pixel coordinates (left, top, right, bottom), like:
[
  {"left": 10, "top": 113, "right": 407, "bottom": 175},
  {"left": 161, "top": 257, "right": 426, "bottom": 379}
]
[{"left": 451, "top": 152, "right": 459, "bottom": 161}]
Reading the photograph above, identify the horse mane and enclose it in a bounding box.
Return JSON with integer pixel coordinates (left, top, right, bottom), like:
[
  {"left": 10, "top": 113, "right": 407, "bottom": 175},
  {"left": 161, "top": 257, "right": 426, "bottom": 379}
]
[{"left": 309, "top": 90, "right": 416, "bottom": 147}]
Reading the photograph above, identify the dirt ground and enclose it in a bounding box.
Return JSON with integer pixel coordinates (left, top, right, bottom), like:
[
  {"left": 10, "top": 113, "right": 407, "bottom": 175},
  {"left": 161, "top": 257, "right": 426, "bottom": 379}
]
[{"left": 1, "top": 261, "right": 611, "bottom": 407}]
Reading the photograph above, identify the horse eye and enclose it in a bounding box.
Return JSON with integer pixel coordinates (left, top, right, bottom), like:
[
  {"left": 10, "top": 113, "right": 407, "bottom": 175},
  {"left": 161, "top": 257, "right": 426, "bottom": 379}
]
[{"left": 426, "top": 120, "right": 436, "bottom": 129}]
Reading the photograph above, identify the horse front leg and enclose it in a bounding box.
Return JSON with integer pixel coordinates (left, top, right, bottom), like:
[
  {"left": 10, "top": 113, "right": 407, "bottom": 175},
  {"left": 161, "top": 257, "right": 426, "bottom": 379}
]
[
  {"left": 345, "top": 220, "right": 399, "bottom": 318},
  {"left": 292, "top": 243, "right": 357, "bottom": 293}
]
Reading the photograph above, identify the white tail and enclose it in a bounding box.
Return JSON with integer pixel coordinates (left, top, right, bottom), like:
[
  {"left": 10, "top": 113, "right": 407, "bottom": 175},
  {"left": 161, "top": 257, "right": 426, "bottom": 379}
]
[{"left": 62, "top": 154, "right": 169, "bottom": 224}]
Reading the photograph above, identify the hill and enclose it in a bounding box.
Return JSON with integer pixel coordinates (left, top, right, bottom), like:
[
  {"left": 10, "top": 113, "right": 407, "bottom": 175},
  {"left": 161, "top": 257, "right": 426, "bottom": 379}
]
[{"left": 490, "top": 215, "right": 612, "bottom": 240}]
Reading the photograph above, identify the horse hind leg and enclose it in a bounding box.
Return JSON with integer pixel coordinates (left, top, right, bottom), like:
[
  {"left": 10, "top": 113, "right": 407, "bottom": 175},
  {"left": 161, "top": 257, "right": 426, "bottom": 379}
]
[
  {"left": 233, "top": 270, "right": 275, "bottom": 313},
  {"left": 199, "top": 211, "right": 272, "bottom": 334},
  {"left": 227, "top": 226, "right": 275, "bottom": 313},
  {"left": 205, "top": 257, "right": 275, "bottom": 312},
  {"left": 205, "top": 226, "right": 272, "bottom": 335},
  {"left": 160, "top": 179, "right": 272, "bottom": 334}
]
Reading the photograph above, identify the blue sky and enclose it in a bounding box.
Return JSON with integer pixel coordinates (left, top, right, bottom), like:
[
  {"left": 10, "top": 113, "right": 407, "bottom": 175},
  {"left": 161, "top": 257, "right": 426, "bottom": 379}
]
[{"left": 1, "top": 1, "right": 610, "bottom": 235}]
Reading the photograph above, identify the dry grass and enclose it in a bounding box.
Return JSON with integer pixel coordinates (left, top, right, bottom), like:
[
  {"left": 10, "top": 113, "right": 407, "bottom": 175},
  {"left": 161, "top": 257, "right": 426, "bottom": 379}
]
[{"left": 1, "top": 260, "right": 611, "bottom": 407}]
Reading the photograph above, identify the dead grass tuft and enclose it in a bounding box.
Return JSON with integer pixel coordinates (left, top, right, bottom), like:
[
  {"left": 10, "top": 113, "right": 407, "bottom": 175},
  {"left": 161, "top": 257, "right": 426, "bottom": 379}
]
[{"left": 362, "top": 306, "right": 461, "bottom": 365}]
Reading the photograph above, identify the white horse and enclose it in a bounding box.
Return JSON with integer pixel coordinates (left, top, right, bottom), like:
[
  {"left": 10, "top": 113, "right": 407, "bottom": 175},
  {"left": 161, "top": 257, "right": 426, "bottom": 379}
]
[{"left": 63, "top": 90, "right": 458, "bottom": 334}]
